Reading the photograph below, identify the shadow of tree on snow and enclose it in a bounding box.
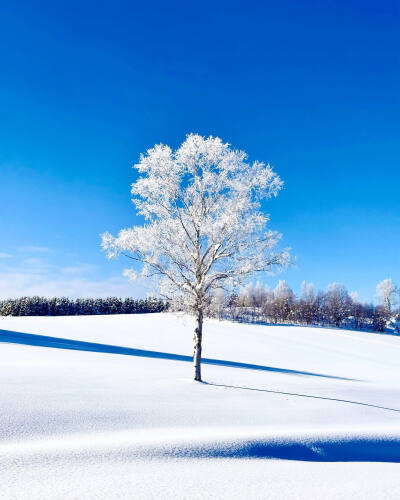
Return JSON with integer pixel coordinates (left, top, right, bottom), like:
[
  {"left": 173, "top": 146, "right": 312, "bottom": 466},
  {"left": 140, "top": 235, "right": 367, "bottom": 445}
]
[{"left": 0, "top": 328, "right": 352, "bottom": 380}]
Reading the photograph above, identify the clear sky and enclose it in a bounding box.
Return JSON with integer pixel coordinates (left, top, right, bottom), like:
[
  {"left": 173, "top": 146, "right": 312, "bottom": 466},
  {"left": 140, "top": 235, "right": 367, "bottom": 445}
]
[{"left": 1, "top": 0, "right": 399, "bottom": 302}]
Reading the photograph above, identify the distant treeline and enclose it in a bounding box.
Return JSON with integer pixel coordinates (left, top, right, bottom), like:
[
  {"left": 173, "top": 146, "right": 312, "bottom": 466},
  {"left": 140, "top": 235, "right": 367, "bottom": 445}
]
[
  {"left": 205, "top": 281, "right": 400, "bottom": 334},
  {"left": 0, "top": 296, "right": 168, "bottom": 317}
]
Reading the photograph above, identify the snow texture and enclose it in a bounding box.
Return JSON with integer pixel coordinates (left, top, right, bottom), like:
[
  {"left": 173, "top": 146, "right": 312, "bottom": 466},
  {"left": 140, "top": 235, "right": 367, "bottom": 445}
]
[{"left": 1, "top": 313, "right": 400, "bottom": 499}]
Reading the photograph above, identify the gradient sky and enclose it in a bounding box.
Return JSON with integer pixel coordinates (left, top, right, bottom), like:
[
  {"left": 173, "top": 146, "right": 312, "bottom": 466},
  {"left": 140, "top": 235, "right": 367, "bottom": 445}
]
[{"left": 1, "top": 0, "right": 399, "bottom": 302}]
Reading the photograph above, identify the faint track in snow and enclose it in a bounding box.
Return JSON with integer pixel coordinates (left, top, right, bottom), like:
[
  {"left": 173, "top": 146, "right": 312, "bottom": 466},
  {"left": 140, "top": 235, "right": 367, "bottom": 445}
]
[{"left": 203, "top": 382, "right": 400, "bottom": 414}]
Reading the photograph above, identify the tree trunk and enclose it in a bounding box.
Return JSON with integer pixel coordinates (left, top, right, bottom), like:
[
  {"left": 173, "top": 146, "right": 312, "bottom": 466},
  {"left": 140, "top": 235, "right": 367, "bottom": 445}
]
[{"left": 193, "top": 308, "right": 203, "bottom": 381}]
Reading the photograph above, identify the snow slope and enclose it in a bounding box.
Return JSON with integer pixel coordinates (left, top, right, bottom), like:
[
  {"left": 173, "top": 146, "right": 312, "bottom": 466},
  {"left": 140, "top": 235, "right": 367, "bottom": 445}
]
[{"left": 1, "top": 313, "right": 400, "bottom": 499}]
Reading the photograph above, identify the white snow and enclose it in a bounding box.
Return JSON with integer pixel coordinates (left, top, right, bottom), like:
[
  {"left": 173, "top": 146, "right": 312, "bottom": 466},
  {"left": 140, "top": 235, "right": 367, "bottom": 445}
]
[{"left": 1, "top": 313, "right": 400, "bottom": 499}]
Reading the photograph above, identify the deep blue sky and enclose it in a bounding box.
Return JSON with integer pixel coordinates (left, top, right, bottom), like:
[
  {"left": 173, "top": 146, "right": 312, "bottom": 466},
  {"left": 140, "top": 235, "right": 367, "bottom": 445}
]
[{"left": 1, "top": 0, "right": 399, "bottom": 301}]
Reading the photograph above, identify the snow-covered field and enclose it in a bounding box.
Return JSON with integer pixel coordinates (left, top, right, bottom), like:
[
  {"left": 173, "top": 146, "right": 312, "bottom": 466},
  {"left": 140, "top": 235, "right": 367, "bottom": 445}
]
[{"left": 1, "top": 313, "right": 400, "bottom": 499}]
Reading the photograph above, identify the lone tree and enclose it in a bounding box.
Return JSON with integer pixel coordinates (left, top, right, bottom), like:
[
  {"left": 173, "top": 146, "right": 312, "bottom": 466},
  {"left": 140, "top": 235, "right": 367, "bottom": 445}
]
[{"left": 101, "top": 134, "right": 289, "bottom": 381}]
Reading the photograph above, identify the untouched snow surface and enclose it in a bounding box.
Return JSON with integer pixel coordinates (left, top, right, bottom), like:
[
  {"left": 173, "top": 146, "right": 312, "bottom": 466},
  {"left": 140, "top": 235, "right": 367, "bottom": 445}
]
[{"left": 1, "top": 313, "right": 400, "bottom": 499}]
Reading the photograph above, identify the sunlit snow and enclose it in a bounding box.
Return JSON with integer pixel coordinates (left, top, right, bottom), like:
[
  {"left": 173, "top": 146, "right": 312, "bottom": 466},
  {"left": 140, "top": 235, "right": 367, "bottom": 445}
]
[{"left": 1, "top": 313, "right": 400, "bottom": 499}]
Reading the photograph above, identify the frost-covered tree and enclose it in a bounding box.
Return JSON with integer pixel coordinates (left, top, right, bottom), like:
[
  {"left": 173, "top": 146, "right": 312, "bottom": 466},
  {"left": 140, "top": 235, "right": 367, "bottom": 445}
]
[
  {"left": 273, "top": 280, "right": 295, "bottom": 322},
  {"left": 253, "top": 281, "right": 269, "bottom": 308},
  {"left": 376, "top": 279, "right": 396, "bottom": 313},
  {"left": 300, "top": 281, "right": 315, "bottom": 304},
  {"left": 237, "top": 282, "right": 259, "bottom": 322},
  {"left": 350, "top": 295, "right": 366, "bottom": 330},
  {"left": 298, "top": 281, "right": 316, "bottom": 324},
  {"left": 274, "top": 280, "right": 294, "bottom": 301},
  {"left": 209, "top": 287, "right": 226, "bottom": 320},
  {"left": 101, "top": 134, "right": 289, "bottom": 381},
  {"left": 238, "top": 283, "right": 254, "bottom": 308},
  {"left": 325, "top": 283, "right": 351, "bottom": 327}
]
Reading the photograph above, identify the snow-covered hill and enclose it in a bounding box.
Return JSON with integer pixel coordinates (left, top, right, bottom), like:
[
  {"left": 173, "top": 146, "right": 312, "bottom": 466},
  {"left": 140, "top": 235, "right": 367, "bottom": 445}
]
[{"left": 1, "top": 313, "right": 400, "bottom": 499}]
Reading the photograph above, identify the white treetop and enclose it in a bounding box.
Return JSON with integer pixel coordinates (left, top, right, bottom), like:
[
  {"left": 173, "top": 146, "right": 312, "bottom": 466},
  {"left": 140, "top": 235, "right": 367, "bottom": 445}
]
[
  {"left": 274, "top": 280, "right": 294, "bottom": 301},
  {"left": 253, "top": 281, "right": 269, "bottom": 306},
  {"left": 376, "top": 279, "right": 395, "bottom": 312},
  {"left": 300, "top": 281, "right": 315, "bottom": 303},
  {"left": 102, "top": 134, "right": 289, "bottom": 311},
  {"left": 349, "top": 291, "right": 360, "bottom": 304}
]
